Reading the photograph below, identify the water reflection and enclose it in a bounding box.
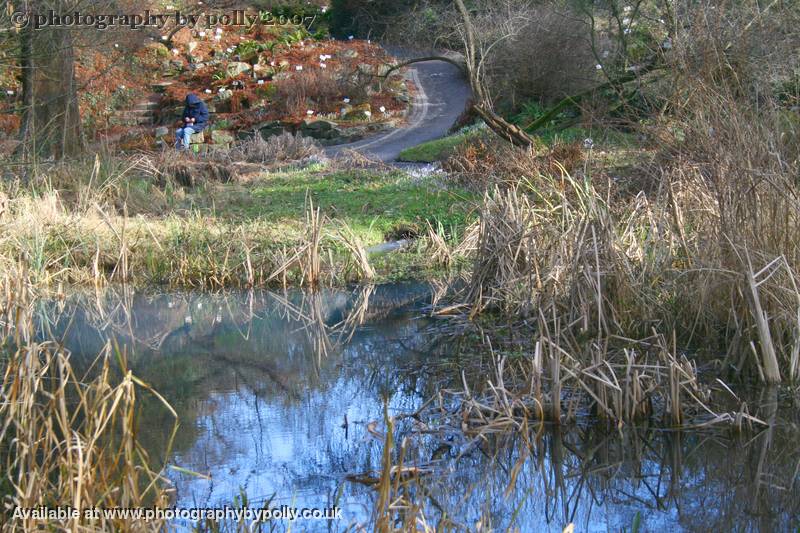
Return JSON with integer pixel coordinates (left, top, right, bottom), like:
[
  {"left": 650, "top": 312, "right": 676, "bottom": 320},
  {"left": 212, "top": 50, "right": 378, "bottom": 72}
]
[{"left": 32, "top": 285, "right": 800, "bottom": 531}]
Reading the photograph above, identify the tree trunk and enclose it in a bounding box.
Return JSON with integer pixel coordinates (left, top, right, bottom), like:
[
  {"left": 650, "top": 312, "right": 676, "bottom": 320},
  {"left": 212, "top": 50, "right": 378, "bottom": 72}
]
[
  {"left": 18, "top": 0, "right": 83, "bottom": 159},
  {"left": 452, "top": 0, "right": 534, "bottom": 148}
]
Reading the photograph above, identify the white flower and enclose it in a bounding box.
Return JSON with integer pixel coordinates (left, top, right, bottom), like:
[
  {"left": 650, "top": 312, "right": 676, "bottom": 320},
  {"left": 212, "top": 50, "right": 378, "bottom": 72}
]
[
  {"left": 624, "top": 28, "right": 631, "bottom": 35},
  {"left": 379, "top": 106, "right": 386, "bottom": 113},
  {"left": 270, "top": 61, "right": 276, "bottom": 66},
  {"left": 596, "top": 64, "right": 603, "bottom": 70},
  {"left": 623, "top": 5, "right": 632, "bottom": 12},
  {"left": 583, "top": 138, "right": 594, "bottom": 149},
  {"left": 307, "top": 110, "right": 314, "bottom": 115},
  {"left": 364, "top": 110, "right": 371, "bottom": 117},
  {"left": 172, "top": 48, "right": 180, "bottom": 55},
  {"left": 343, "top": 97, "right": 350, "bottom": 103},
  {"left": 321, "top": 6, "right": 327, "bottom": 12},
  {"left": 161, "top": 35, "right": 168, "bottom": 41},
  {"left": 214, "top": 35, "right": 221, "bottom": 41},
  {"left": 348, "top": 35, "right": 354, "bottom": 40},
  {"left": 215, "top": 28, "right": 223, "bottom": 34},
  {"left": 295, "top": 65, "right": 303, "bottom": 71},
  {"left": 226, "top": 47, "right": 233, "bottom": 53},
  {"left": 204, "top": 89, "right": 212, "bottom": 93},
  {"left": 218, "top": 87, "right": 225, "bottom": 92},
  {"left": 199, "top": 31, "right": 206, "bottom": 37},
  {"left": 257, "top": 79, "right": 264, "bottom": 85},
  {"left": 320, "top": 63, "right": 326, "bottom": 68},
  {"left": 119, "top": 85, "right": 126, "bottom": 90},
  {"left": 622, "top": 18, "right": 630, "bottom": 25},
  {"left": 6, "top": 90, "right": 14, "bottom": 95},
  {"left": 114, "top": 43, "right": 119, "bottom": 48}
]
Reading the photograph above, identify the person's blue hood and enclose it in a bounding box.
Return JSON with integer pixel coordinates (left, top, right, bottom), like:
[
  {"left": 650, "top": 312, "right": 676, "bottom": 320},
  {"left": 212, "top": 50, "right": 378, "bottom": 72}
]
[{"left": 185, "top": 93, "right": 202, "bottom": 106}]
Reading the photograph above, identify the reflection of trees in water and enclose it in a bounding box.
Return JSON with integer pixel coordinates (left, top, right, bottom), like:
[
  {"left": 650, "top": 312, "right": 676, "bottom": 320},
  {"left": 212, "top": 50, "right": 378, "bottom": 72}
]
[
  {"left": 29, "top": 285, "right": 798, "bottom": 529},
  {"left": 30, "top": 283, "right": 439, "bottom": 508},
  {"left": 384, "top": 407, "right": 800, "bottom": 531}
]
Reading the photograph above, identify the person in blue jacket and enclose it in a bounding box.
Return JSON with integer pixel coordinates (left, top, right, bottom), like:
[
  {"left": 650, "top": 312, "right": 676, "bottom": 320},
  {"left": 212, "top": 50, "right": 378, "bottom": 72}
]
[{"left": 175, "top": 93, "right": 209, "bottom": 150}]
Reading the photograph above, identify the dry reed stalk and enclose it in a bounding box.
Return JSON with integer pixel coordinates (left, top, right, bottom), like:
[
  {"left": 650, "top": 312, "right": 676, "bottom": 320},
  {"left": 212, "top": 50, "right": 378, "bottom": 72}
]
[
  {"left": 0, "top": 279, "right": 178, "bottom": 530},
  {"left": 335, "top": 224, "right": 375, "bottom": 281},
  {"left": 424, "top": 220, "right": 452, "bottom": 269},
  {"left": 304, "top": 198, "right": 323, "bottom": 287}
]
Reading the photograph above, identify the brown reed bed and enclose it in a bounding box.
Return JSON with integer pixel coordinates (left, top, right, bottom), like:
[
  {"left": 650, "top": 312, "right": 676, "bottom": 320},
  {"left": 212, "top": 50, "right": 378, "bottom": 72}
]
[{"left": 0, "top": 274, "right": 178, "bottom": 531}]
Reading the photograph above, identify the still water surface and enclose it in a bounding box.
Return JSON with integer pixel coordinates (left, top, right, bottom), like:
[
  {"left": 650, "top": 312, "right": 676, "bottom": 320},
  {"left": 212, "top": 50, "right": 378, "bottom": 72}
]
[{"left": 35, "top": 284, "right": 799, "bottom": 531}]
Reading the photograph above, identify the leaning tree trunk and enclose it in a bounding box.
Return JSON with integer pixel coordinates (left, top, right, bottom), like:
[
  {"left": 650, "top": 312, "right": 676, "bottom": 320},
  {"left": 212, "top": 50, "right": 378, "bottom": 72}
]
[
  {"left": 453, "top": 0, "right": 534, "bottom": 149},
  {"left": 18, "top": 0, "right": 83, "bottom": 159}
]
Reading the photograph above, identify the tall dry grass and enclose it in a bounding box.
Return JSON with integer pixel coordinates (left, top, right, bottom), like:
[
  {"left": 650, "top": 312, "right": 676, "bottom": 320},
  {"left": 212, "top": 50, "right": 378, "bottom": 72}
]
[
  {"left": 0, "top": 274, "right": 177, "bottom": 530},
  {"left": 454, "top": 2, "right": 800, "bottom": 387},
  {"left": 0, "top": 154, "right": 378, "bottom": 290}
]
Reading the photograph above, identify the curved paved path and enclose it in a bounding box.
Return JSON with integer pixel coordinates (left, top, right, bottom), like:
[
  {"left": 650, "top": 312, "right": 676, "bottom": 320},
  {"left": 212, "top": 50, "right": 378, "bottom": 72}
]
[{"left": 326, "top": 53, "right": 471, "bottom": 162}]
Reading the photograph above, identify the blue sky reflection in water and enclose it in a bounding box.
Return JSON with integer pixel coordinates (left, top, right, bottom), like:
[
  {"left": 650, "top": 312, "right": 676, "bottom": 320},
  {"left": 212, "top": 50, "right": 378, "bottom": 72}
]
[{"left": 33, "top": 284, "right": 800, "bottom": 531}]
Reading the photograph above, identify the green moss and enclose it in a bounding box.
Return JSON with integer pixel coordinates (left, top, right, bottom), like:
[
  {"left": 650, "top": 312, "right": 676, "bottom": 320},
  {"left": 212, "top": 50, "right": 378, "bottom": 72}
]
[{"left": 398, "top": 127, "right": 486, "bottom": 163}]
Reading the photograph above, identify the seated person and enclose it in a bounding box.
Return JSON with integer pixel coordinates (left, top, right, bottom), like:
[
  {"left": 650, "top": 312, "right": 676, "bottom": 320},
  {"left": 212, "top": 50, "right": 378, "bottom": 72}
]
[{"left": 175, "top": 93, "right": 209, "bottom": 150}]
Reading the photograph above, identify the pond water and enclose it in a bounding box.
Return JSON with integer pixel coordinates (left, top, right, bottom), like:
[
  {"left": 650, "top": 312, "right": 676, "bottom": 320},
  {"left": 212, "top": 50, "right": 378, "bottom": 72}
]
[{"left": 34, "top": 284, "right": 800, "bottom": 532}]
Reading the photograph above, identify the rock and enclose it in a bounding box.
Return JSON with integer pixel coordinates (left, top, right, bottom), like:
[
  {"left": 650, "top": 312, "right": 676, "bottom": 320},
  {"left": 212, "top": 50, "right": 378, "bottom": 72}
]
[
  {"left": 226, "top": 61, "right": 251, "bottom": 78},
  {"left": 236, "top": 130, "right": 257, "bottom": 141},
  {"left": 145, "top": 42, "right": 170, "bottom": 57},
  {"left": 252, "top": 63, "right": 271, "bottom": 75},
  {"left": 161, "top": 59, "right": 184, "bottom": 75},
  {"left": 344, "top": 103, "right": 372, "bottom": 121},
  {"left": 154, "top": 126, "right": 169, "bottom": 138},
  {"left": 357, "top": 63, "right": 375, "bottom": 75},
  {"left": 338, "top": 49, "right": 359, "bottom": 59},
  {"left": 257, "top": 121, "right": 286, "bottom": 139},
  {"left": 396, "top": 94, "right": 411, "bottom": 103},
  {"left": 301, "top": 118, "right": 335, "bottom": 132},
  {"left": 151, "top": 81, "right": 174, "bottom": 93},
  {"left": 300, "top": 119, "right": 342, "bottom": 141},
  {"left": 210, "top": 130, "right": 234, "bottom": 144},
  {"left": 190, "top": 131, "right": 204, "bottom": 144}
]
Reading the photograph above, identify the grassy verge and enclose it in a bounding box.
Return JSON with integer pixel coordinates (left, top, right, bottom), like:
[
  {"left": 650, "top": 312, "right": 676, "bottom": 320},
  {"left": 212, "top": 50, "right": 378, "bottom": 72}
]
[
  {"left": 398, "top": 122, "right": 637, "bottom": 163},
  {"left": 397, "top": 125, "right": 486, "bottom": 162},
  {"left": 0, "top": 156, "right": 476, "bottom": 289}
]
